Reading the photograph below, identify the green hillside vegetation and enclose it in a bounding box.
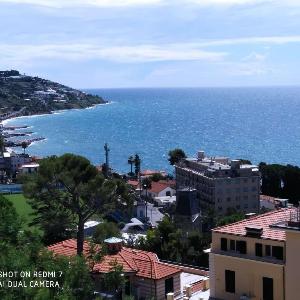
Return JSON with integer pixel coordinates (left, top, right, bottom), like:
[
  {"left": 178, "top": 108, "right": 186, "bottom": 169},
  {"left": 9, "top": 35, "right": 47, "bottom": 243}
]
[
  {"left": 0, "top": 70, "right": 106, "bottom": 118},
  {"left": 4, "top": 193, "right": 35, "bottom": 230}
]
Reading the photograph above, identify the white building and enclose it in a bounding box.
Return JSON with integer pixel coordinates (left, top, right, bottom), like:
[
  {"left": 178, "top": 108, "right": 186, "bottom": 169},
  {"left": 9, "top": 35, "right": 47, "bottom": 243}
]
[
  {"left": 19, "top": 163, "right": 39, "bottom": 174},
  {"left": 175, "top": 151, "right": 260, "bottom": 215}
]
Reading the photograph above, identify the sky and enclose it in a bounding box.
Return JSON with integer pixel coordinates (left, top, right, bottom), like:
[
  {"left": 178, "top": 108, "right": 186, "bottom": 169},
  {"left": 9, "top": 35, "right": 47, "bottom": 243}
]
[{"left": 0, "top": 0, "right": 300, "bottom": 88}]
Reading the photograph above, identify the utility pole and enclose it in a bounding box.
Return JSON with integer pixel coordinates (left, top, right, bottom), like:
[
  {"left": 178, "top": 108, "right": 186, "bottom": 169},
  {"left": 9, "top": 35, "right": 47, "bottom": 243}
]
[{"left": 104, "top": 142, "right": 110, "bottom": 177}]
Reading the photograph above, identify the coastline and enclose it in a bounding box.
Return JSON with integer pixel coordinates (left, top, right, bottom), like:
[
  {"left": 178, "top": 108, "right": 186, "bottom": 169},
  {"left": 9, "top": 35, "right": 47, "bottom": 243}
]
[{"left": 1, "top": 102, "right": 111, "bottom": 126}]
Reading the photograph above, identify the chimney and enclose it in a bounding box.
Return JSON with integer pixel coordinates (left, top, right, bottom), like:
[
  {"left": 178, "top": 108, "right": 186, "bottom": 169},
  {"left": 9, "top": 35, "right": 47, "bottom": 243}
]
[
  {"left": 104, "top": 237, "right": 123, "bottom": 254},
  {"left": 197, "top": 150, "right": 205, "bottom": 161},
  {"left": 245, "top": 226, "right": 263, "bottom": 238}
]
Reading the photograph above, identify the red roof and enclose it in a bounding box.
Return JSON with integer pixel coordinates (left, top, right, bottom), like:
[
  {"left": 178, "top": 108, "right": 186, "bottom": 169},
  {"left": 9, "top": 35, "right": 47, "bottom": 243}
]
[
  {"left": 48, "top": 239, "right": 180, "bottom": 280},
  {"left": 149, "top": 181, "right": 175, "bottom": 194},
  {"left": 213, "top": 208, "right": 296, "bottom": 241},
  {"left": 127, "top": 180, "right": 140, "bottom": 188}
]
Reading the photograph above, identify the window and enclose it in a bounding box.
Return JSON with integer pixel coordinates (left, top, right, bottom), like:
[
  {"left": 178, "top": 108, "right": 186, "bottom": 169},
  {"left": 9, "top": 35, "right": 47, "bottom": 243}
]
[
  {"left": 255, "top": 243, "right": 263, "bottom": 257},
  {"left": 230, "top": 240, "right": 235, "bottom": 251},
  {"left": 263, "top": 277, "right": 273, "bottom": 300},
  {"left": 221, "top": 238, "right": 228, "bottom": 251},
  {"left": 265, "top": 245, "right": 271, "bottom": 256},
  {"left": 272, "top": 246, "right": 283, "bottom": 260},
  {"left": 236, "top": 240, "right": 247, "bottom": 254},
  {"left": 225, "top": 270, "right": 235, "bottom": 293},
  {"left": 165, "top": 277, "right": 174, "bottom": 295}
]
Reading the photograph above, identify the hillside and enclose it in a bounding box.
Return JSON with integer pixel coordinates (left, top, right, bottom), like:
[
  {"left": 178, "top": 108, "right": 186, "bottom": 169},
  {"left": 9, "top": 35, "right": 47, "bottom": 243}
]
[{"left": 0, "top": 70, "right": 106, "bottom": 121}]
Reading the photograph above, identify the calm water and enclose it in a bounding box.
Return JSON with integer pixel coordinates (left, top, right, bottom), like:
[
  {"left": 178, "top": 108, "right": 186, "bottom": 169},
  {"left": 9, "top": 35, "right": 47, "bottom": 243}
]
[{"left": 4, "top": 87, "right": 300, "bottom": 173}]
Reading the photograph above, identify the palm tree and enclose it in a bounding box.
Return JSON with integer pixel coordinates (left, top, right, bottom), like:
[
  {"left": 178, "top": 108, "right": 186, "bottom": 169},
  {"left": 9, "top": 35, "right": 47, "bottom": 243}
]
[
  {"left": 21, "top": 141, "right": 28, "bottom": 155},
  {"left": 134, "top": 154, "right": 141, "bottom": 177},
  {"left": 128, "top": 155, "right": 134, "bottom": 176}
]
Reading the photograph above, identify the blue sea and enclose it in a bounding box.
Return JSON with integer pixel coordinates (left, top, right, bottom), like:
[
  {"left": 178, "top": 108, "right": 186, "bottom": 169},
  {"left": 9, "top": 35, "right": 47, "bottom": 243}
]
[{"left": 4, "top": 87, "right": 300, "bottom": 173}]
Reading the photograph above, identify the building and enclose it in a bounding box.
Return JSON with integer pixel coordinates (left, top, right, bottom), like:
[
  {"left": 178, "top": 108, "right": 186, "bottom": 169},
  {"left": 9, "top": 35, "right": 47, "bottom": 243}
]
[
  {"left": 260, "top": 194, "right": 289, "bottom": 211},
  {"left": 128, "top": 180, "right": 176, "bottom": 199},
  {"left": 0, "top": 151, "right": 32, "bottom": 179},
  {"left": 19, "top": 163, "right": 39, "bottom": 174},
  {"left": 48, "top": 237, "right": 209, "bottom": 299},
  {"left": 144, "top": 181, "right": 176, "bottom": 199},
  {"left": 209, "top": 207, "right": 300, "bottom": 300},
  {"left": 175, "top": 151, "right": 260, "bottom": 215},
  {"left": 174, "top": 188, "right": 201, "bottom": 231},
  {"left": 154, "top": 195, "right": 176, "bottom": 207}
]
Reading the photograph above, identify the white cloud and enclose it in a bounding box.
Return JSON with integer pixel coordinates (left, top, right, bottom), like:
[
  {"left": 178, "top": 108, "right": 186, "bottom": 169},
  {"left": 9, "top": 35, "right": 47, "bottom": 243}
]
[
  {"left": 0, "top": 43, "right": 226, "bottom": 67},
  {"left": 0, "top": 0, "right": 163, "bottom": 8},
  {"left": 189, "top": 35, "right": 300, "bottom": 47},
  {"left": 220, "top": 51, "right": 273, "bottom": 76},
  {"left": 187, "top": 0, "right": 269, "bottom": 6}
]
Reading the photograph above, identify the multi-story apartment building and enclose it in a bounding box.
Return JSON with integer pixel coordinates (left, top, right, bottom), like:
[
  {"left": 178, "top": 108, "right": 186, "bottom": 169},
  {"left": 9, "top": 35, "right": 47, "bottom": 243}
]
[
  {"left": 175, "top": 151, "right": 260, "bottom": 215},
  {"left": 209, "top": 207, "right": 300, "bottom": 300}
]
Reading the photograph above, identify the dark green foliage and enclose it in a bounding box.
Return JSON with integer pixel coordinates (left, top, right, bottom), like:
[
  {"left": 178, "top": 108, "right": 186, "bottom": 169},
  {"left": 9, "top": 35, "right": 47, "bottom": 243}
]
[
  {"left": 23, "top": 154, "right": 118, "bottom": 255},
  {"left": 0, "top": 71, "right": 105, "bottom": 117},
  {"left": 138, "top": 217, "right": 210, "bottom": 267},
  {"left": 0, "top": 195, "right": 21, "bottom": 243},
  {"left": 127, "top": 155, "right": 135, "bottom": 176},
  {"left": 92, "top": 222, "right": 121, "bottom": 243},
  {"left": 134, "top": 154, "right": 141, "bottom": 177},
  {"left": 260, "top": 162, "right": 300, "bottom": 205},
  {"left": 142, "top": 177, "right": 152, "bottom": 190},
  {"left": 102, "top": 260, "right": 126, "bottom": 293},
  {"left": 168, "top": 148, "right": 186, "bottom": 165},
  {"left": 236, "top": 159, "right": 252, "bottom": 165},
  {"left": 150, "top": 173, "right": 165, "bottom": 182},
  {"left": 0, "top": 190, "right": 96, "bottom": 299},
  {"left": 216, "top": 213, "right": 245, "bottom": 227}
]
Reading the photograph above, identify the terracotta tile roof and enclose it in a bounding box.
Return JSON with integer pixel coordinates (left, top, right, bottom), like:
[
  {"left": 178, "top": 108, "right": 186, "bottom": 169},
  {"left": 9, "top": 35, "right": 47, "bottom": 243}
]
[
  {"left": 213, "top": 208, "right": 296, "bottom": 241},
  {"left": 149, "top": 181, "right": 175, "bottom": 194},
  {"left": 48, "top": 239, "right": 181, "bottom": 280},
  {"left": 191, "top": 280, "right": 205, "bottom": 293},
  {"left": 127, "top": 180, "right": 140, "bottom": 188},
  {"left": 47, "top": 239, "right": 91, "bottom": 256}
]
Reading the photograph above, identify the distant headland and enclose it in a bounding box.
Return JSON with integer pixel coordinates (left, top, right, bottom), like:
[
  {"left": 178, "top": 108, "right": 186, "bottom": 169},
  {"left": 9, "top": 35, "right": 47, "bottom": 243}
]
[{"left": 0, "top": 70, "right": 106, "bottom": 122}]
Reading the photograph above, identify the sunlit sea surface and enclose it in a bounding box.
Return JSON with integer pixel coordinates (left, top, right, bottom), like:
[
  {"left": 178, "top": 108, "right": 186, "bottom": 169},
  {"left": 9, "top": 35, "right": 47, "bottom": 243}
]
[{"left": 5, "top": 87, "right": 300, "bottom": 173}]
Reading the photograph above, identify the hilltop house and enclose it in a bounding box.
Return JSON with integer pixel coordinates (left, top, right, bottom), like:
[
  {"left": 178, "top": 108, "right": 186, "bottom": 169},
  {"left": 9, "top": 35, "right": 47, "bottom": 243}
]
[{"left": 48, "top": 237, "right": 209, "bottom": 300}]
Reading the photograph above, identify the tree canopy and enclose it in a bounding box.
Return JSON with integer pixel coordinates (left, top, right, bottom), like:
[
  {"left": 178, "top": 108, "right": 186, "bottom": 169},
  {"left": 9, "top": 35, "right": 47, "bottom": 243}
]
[
  {"left": 260, "top": 162, "right": 300, "bottom": 205},
  {"left": 23, "top": 153, "right": 119, "bottom": 255},
  {"left": 168, "top": 148, "right": 186, "bottom": 165}
]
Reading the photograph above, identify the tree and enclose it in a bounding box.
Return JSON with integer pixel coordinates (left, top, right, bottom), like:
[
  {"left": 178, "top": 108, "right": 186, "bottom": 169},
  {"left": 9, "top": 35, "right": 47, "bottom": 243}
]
[
  {"left": 93, "top": 221, "right": 121, "bottom": 244},
  {"left": 0, "top": 195, "right": 21, "bottom": 244},
  {"left": 103, "top": 260, "right": 126, "bottom": 295},
  {"left": 127, "top": 155, "right": 134, "bottom": 176},
  {"left": 23, "top": 154, "right": 118, "bottom": 255},
  {"left": 21, "top": 141, "right": 28, "bottom": 155},
  {"left": 0, "top": 134, "right": 5, "bottom": 155},
  {"left": 151, "top": 173, "right": 165, "bottom": 182},
  {"left": 168, "top": 148, "right": 186, "bottom": 165},
  {"left": 134, "top": 154, "right": 141, "bottom": 177},
  {"left": 142, "top": 177, "right": 152, "bottom": 191}
]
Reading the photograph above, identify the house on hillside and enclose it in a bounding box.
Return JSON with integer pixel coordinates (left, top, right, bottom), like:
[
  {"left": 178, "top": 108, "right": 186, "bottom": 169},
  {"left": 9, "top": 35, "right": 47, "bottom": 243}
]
[
  {"left": 48, "top": 237, "right": 209, "bottom": 300},
  {"left": 143, "top": 181, "right": 176, "bottom": 199}
]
